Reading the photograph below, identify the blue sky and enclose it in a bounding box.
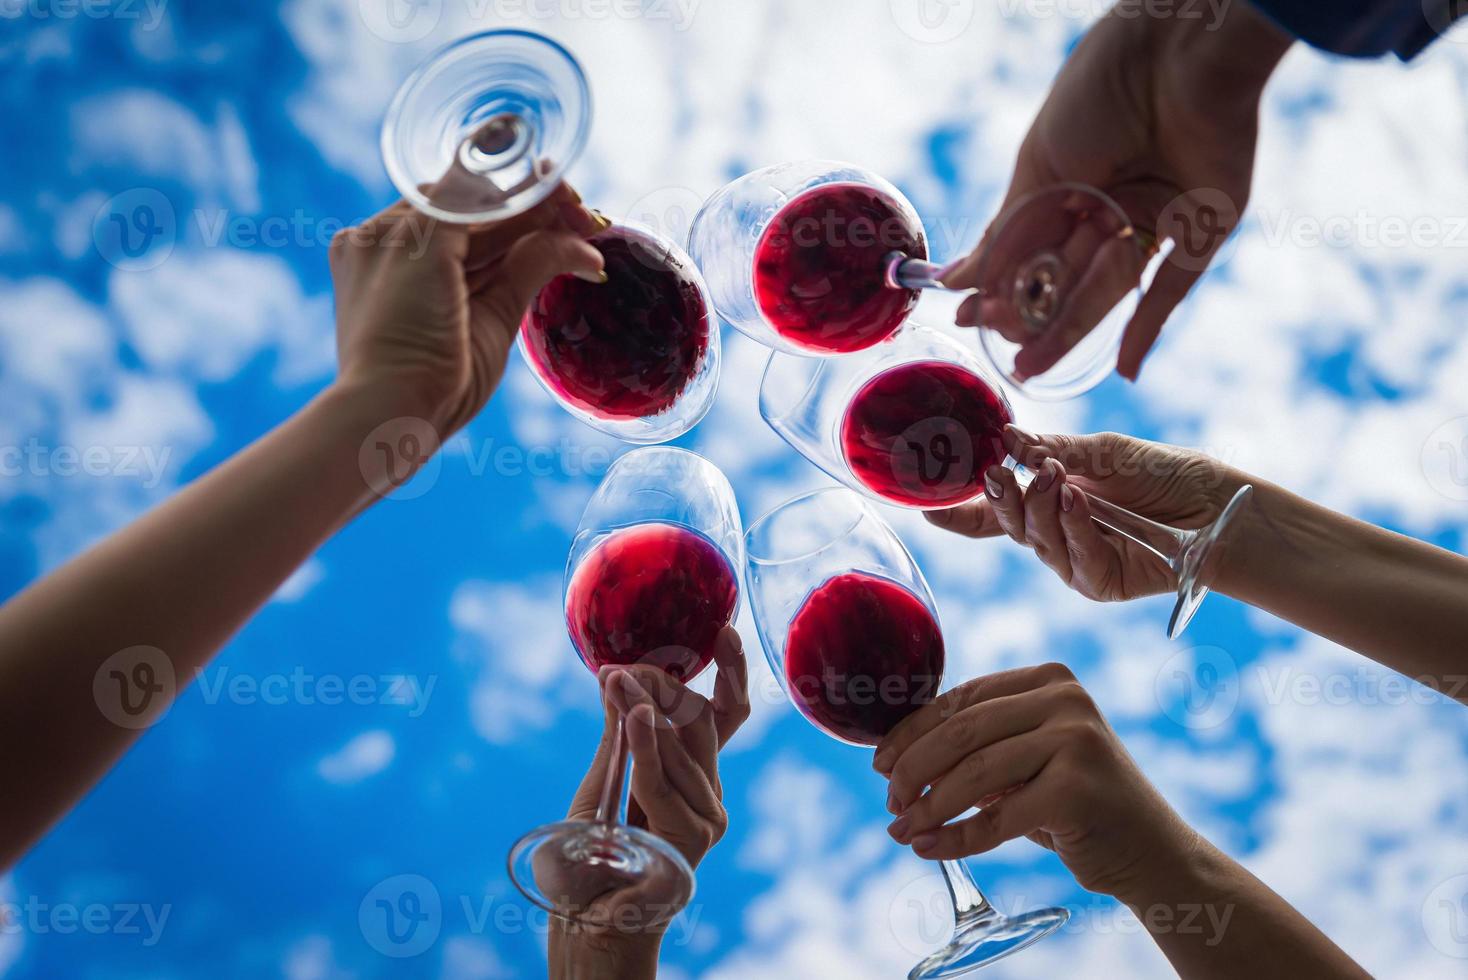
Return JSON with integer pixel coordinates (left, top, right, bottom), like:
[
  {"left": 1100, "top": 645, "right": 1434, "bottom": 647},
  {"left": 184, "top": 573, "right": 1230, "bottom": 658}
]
[{"left": 4, "top": 1, "right": 1468, "bottom": 978}]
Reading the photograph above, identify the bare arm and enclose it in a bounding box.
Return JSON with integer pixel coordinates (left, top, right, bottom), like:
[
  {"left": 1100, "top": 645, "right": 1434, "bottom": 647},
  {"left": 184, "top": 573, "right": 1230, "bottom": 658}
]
[
  {"left": 929, "top": 428, "right": 1468, "bottom": 702},
  {"left": 0, "top": 188, "right": 606, "bottom": 869}
]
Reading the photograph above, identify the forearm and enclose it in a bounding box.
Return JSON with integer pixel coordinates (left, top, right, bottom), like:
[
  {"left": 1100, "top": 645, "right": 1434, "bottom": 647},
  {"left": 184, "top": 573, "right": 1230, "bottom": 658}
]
[
  {"left": 1217, "top": 478, "right": 1468, "bottom": 699},
  {"left": 1117, "top": 836, "right": 1366, "bottom": 979},
  {"left": 0, "top": 380, "right": 415, "bottom": 867},
  {"left": 548, "top": 924, "right": 661, "bottom": 980}
]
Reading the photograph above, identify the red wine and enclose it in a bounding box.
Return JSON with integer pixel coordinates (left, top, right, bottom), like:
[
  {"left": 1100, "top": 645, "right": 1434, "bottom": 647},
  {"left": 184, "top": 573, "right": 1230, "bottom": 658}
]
[
  {"left": 522, "top": 226, "right": 710, "bottom": 421},
  {"left": 566, "top": 522, "right": 738, "bottom": 681},
  {"left": 753, "top": 183, "right": 925, "bottom": 353},
  {"left": 784, "top": 572, "right": 944, "bottom": 745},
  {"left": 841, "top": 360, "right": 1013, "bottom": 508}
]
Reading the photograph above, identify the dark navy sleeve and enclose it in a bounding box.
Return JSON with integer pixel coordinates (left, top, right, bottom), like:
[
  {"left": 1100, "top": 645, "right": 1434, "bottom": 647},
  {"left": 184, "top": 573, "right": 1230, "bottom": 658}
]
[{"left": 1247, "top": 0, "right": 1464, "bottom": 60}]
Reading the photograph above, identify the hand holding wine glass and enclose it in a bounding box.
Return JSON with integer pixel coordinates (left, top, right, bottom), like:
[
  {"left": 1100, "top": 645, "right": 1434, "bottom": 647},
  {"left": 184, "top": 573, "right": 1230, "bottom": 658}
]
[
  {"left": 329, "top": 183, "right": 605, "bottom": 438},
  {"left": 925, "top": 428, "right": 1249, "bottom": 603},
  {"left": 546, "top": 629, "right": 748, "bottom": 980},
  {"left": 942, "top": 2, "right": 1293, "bottom": 381},
  {"left": 566, "top": 629, "right": 749, "bottom": 869},
  {"left": 874, "top": 665, "right": 1370, "bottom": 978},
  {"left": 875, "top": 663, "right": 1196, "bottom": 892}
]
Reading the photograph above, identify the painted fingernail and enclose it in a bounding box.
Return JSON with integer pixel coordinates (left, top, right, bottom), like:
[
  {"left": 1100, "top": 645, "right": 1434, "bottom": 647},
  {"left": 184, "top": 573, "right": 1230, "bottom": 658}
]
[
  {"left": 1061, "top": 484, "right": 1075, "bottom": 513},
  {"left": 590, "top": 209, "right": 614, "bottom": 232},
  {"left": 887, "top": 791, "right": 904, "bottom": 816},
  {"left": 911, "top": 833, "right": 937, "bottom": 854},
  {"left": 984, "top": 470, "right": 1004, "bottom": 500},
  {"left": 873, "top": 750, "right": 892, "bottom": 774},
  {"left": 574, "top": 269, "right": 609, "bottom": 284},
  {"left": 1033, "top": 460, "right": 1058, "bottom": 493},
  {"left": 888, "top": 815, "right": 911, "bottom": 842}
]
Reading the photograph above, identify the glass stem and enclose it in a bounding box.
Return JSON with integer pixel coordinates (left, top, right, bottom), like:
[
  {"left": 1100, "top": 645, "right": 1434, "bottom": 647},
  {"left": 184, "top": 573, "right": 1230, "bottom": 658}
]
[
  {"left": 1012, "top": 463, "right": 1195, "bottom": 574},
  {"left": 884, "top": 252, "right": 960, "bottom": 292},
  {"left": 593, "top": 716, "right": 631, "bottom": 825},
  {"left": 939, "top": 860, "right": 997, "bottom": 927}
]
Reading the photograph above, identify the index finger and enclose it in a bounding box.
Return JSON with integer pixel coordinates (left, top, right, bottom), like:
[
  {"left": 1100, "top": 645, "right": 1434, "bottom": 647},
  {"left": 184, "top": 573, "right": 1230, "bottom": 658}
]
[
  {"left": 873, "top": 664, "right": 1062, "bottom": 775},
  {"left": 711, "top": 626, "right": 750, "bottom": 748}
]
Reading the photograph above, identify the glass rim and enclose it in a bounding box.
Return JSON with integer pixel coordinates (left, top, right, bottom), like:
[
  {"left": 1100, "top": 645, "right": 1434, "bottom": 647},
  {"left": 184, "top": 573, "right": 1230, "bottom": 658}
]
[{"left": 744, "top": 486, "right": 870, "bottom": 567}]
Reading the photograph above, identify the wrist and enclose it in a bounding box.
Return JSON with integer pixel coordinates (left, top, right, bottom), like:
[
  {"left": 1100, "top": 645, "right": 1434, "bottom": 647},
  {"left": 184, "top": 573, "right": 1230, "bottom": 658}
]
[
  {"left": 549, "top": 922, "right": 663, "bottom": 979},
  {"left": 1148, "top": 0, "right": 1293, "bottom": 100},
  {"left": 1211, "top": 477, "right": 1318, "bottom": 605}
]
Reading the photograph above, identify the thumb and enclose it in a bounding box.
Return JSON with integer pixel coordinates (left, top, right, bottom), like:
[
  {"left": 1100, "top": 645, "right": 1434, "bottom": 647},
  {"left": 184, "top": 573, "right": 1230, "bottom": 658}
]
[{"left": 491, "top": 228, "right": 606, "bottom": 314}]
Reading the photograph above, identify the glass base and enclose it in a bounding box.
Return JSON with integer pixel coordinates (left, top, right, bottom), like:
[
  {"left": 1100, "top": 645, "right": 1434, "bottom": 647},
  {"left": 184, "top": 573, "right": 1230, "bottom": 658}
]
[
  {"left": 506, "top": 819, "right": 694, "bottom": 930},
  {"left": 909, "top": 906, "right": 1070, "bottom": 979},
  {"left": 1167, "top": 484, "right": 1254, "bottom": 640}
]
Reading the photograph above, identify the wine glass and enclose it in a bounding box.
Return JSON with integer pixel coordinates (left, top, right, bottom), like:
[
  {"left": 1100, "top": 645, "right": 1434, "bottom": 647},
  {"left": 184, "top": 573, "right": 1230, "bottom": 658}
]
[
  {"left": 760, "top": 323, "right": 1252, "bottom": 639},
  {"left": 507, "top": 447, "right": 744, "bottom": 929},
  {"left": 745, "top": 488, "right": 1069, "bottom": 977},
  {"left": 383, "top": 30, "right": 720, "bottom": 443},
  {"left": 687, "top": 162, "right": 1153, "bottom": 400}
]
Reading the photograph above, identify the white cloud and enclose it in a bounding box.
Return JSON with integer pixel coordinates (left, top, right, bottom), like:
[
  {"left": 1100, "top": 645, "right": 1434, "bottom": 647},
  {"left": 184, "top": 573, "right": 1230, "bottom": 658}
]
[
  {"left": 317, "top": 729, "right": 396, "bottom": 784},
  {"left": 110, "top": 249, "right": 336, "bottom": 386}
]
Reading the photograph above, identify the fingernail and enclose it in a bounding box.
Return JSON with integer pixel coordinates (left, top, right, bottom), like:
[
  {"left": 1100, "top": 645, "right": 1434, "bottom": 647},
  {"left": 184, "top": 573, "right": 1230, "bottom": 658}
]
[
  {"left": 1033, "top": 460, "right": 1058, "bottom": 493},
  {"left": 911, "top": 833, "right": 937, "bottom": 854},
  {"left": 873, "top": 752, "right": 892, "bottom": 775},
  {"left": 1060, "top": 484, "right": 1075, "bottom": 513},
  {"left": 984, "top": 470, "right": 1003, "bottom": 501},
  {"left": 590, "top": 209, "right": 614, "bottom": 232},
  {"left": 574, "top": 269, "right": 609, "bottom": 284},
  {"left": 887, "top": 791, "right": 904, "bottom": 816},
  {"left": 888, "top": 815, "right": 911, "bottom": 842},
  {"left": 1007, "top": 424, "right": 1038, "bottom": 447}
]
